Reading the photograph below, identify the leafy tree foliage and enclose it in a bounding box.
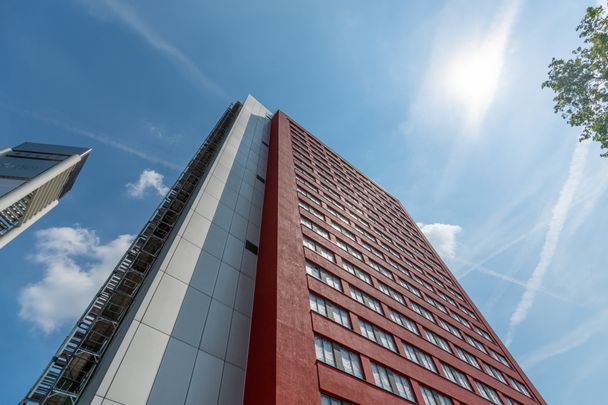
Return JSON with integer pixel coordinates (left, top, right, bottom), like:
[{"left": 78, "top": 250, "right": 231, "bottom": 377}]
[{"left": 543, "top": 6, "right": 608, "bottom": 156}]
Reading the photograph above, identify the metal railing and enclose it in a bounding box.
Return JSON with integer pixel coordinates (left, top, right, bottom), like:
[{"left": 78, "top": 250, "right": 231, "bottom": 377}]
[{"left": 21, "top": 102, "right": 242, "bottom": 405}]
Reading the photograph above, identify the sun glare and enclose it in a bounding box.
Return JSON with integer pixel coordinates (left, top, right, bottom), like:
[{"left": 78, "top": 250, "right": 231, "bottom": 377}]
[{"left": 444, "top": 40, "right": 504, "bottom": 128}]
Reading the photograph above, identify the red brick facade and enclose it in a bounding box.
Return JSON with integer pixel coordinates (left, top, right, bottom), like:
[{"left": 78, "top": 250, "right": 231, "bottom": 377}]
[{"left": 245, "top": 111, "right": 545, "bottom": 405}]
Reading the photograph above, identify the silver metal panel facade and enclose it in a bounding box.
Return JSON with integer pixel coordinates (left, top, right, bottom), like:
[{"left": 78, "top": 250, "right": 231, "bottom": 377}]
[{"left": 86, "top": 96, "right": 271, "bottom": 405}]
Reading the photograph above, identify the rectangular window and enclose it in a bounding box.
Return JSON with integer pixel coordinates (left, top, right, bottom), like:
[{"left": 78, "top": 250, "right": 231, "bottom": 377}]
[
  {"left": 411, "top": 303, "right": 435, "bottom": 323},
  {"left": 474, "top": 380, "right": 501, "bottom": 405},
  {"left": 305, "top": 261, "right": 342, "bottom": 291},
  {"left": 368, "top": 260, "right": 393, "bottom": 280},
  {"left": 505, "top": 397, "right": 523, "bottom": 405},
  {"left": 465, "top": 334, "right": 487, "bottom": 353},
  {"left": 437, "top": 290, "right": 456, "bottom": 306},
  {"left": 459, "top": 305, "right": 478, "bottom": 320},
  {"left": 314, "top": 335, "right": 363, "bottom": 378},
  {"left": 509, "top": 377, "right": 532, "bottom": 398},
  {"left": 341, "top": 260, "right": 372, "bottom": 284},
  {"left": 359, "top": 319, "right": 396, "bottom": 352},
  {"left": 420, "top": 386, "right": 453, "bottom": 405},
  {"left": 360, "top": 240, "right": 384, "bottom": 259},
  {"left": 439, "top": 319, "right": 462, "bottom": 339},
  {"left": 403, "top": 343, "right": 436, "bottom": 372},
  {"left": 450, "top": 311, "right": 471, "bottom": 328},
  {"left": 321, "top": 394, "right": 351, "bottom": 405},
  {"left": 298, "top": 200, "right": 325, "bottom": 221},
  {"left": 475, "top": 326, "right": 493, "bottom": 342},
  {"left": 490, "top": 349, "right": 511, "bottom": 368},
  {"left": 309, "top": 293, "right": 351, "bottom": 329},
  {"left": 297, "top": 187, "right": 321, "bottom": 205},
  {"left": 300, "top": 215, "right": 329, "bottom": 238},
  {"left": 441, "top": 363, "right": 471, "bottom": 390},
  {"left": 425, "top": 296, "right": 448, "bottom": 314},
  {"left": 388, "top": 309, "right": 419, "bottom": 335},
  {"left": 349, "top": 286, "right": 383, "bottom": 314},
  {"left": 330, "top": 220, "right": 356, "bottom": 241},
  {"left": 303, "top": 236, "right": 335, "bottom": 263},
  {"left": 483, "top": 363, "right": 506, "bottom": 384},
  {"left": 388, "top": 258, "right": 410, "bottom": 276},
  {"left": 398, "top": 278, "right": 422, "bottom": 297},
  {"left": 336, "top": 238, "right": 363, "bottom": 260},
  {"left": 326, "top": 205, "right": 350, "bottom": 224},
  {"left": 377, "top": 282, "right": 405, "bottom": 305},
  {"left": 370, "top": 362, "right": 416, "bottom": 401},
  {"left": 424, "top": 330, "right": 451, "bottom": 353},
  {"left": 455, "top": 347, "right": 480, "bottom": 369}
]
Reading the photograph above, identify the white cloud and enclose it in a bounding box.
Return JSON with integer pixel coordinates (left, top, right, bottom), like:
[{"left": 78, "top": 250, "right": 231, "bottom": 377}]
[
  {"left": 506, "top": 140, "right": 589, "bottom": 345},
  {"left": 18, "top": 227, "right": 134, "bottom": 334},
  {"left": 417, "top": 222, "right": 462, "bottom": 261},
  {"left": 522, "top": 309, "right": 608, "bottom": 369},
  {"left": 126, "top": 169, "right": 170, "bottom": 198},
  {"left": 78, "top": 0, "right": 226, "bottom": 99}
]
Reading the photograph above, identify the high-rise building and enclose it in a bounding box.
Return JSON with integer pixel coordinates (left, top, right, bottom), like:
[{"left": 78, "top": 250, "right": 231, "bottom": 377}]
[
  {"left": 0, "top": 142, "right": 91, "bottom": 249},
  {"left": 23, "top": 96, "right": 545, "bottom": 405}
]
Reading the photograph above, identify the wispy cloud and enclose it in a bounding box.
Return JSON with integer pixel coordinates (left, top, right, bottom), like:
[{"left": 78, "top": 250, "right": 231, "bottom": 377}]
[
  {"left": 522, "top": 309, "right": 608, "bottom": 369},
  {"left": 506, "top": 140, "right": 590, "bottom": 345},
  {"left": 417, "top": 222, "right": 462, "bottom": 261},
  {"left": 0, "top": 103, "right": 182, "bottom": 171},
  {"left": 79, "top": 0, "right": 227, "bottom": 99},
  {"left": 126, "top": 169, "right": 169, "bottom": 198},
  {"left": 18, "top": 227, "right": 133, "bottom": 334}
]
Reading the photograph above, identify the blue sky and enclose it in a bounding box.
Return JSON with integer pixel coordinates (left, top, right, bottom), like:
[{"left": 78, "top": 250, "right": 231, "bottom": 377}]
[{"left": 1, "top": 0, "right": 607, "bottom": 403}]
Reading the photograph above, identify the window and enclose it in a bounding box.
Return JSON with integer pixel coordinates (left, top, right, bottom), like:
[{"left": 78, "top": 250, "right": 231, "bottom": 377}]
[
  {"left": 490, "top": 349, "right": 511, "bottom": 368},
  {"left": 411, "top": 303, "right": 435, "bottom": 323},
  {"left": 306, "top": 261, "right": 342, "bottom": 291},
  {"left": 414, "top": 275, "right": 434, "bottom": 292},
  {"left": 388, "top": 309, "right": 419, "bottom": 335},
  {"left": 321, "top": 394, "right": 351, "bottom": 405},
  {"left": 475, "top": 326, "right": 493, "bottom": 342},
  {"left": 297, "top": 187, "right": 321, "bottom": 205},
  {"left": 371, "top": 362, "right": 416, "bottom": 401},
  {"left": 509, "top": 377, "right": 532, "bottom": 398},
  {"left": 360, "top": 240, "right": 384, "bottom": 259},
  {"left": 350, "top": 286, "right": 383, "bottom": 314},
  {"left": 359, "top": 319, "right": 396, "bottom": 351},
  {"left": 441, "top": 363, "right": 471, "bottom": 390},
  {"left": 424, "top": 330, "right": 451, "bottom": 353},
  {"left": 425, "top": 296, "right": 447, "bottom": 313},
  {"left": 420, "top": 386, "right": 453, "bottom": 405},
  {"left": 299, "top": 200, "right": 325, "bottom": 220},
  {"left": 465, "top": 334, "right": 487, "bottom": 353},
  {"left": 504, "top": 397, "right": 523, "bottom": 405},
  {"left": 342, "top": 260, "right": 372, "bottom": 284},
  {"left": 326, "top": 204, "right": 350, "bottom": 224},
  {"left": 314, "top": 336, "right": 363, "bottom": 378},
  {"left": 483, "top": 363, "right": 506, "bottom": 384},
  {"left": 336, "top": 238, "right": 363, "bottom": 260},
  {"left": 388, "top": 258, "right": 410, "bottom": 276},
  {"left": 303, "top": 236, "right": 335, "bottom": 262},
  {"left": 455, "top": 347, "right": 480, "bottom": 369},
  {"left": 450, "top": 311, "right": 471, "bottom": 328},
  {"left": 459, "top": 305, "right": 478, "bottom": 320},
  {"left": 403, "top": 343, "right": 436, "bottom": 372},
  {"left": 439, "top": 319, "right": 462, "bottom": 339},
  {"left": 368, "top": 260, "right": 393, "bottom": 279},
  {"left": 300, "top": 215, "right": 329, "bottom": 238},
  {"left": 437, "top": 290, "right": 456, "bottom": 306},
  {"left": 330, "top": 220, "right": 356, "bottom": 240},
  {"left": 474, "top": 380, "right": 501, "bottom": 405},
  {"left": 398, "top": 278, "right": 422, "bottom": 297},
  {"left": 377, "top": 282, "right": 405, "bottom": 305},
  {"left": 309, "top": 294, "right": 351, "bottom": 329}
]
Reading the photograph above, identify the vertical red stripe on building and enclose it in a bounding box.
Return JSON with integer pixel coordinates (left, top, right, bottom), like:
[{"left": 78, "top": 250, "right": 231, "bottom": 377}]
[{"left": 244, "top": 112, "right": 319, "bottom": 405}]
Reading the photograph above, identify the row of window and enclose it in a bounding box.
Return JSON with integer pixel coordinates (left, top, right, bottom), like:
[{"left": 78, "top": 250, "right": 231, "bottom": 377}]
[
  {"left": 298, "top": 204, "right": 479, "bottom": 337},
  {"left": 304, "top": 257, "right": 529, "bottom": 398},
  {"left": 296, "top": 187, "right": 472, "bottom": 322},
  {"left": 301, "top": 229, "right": 496, "bottom": 361},
  {"left": 314, "top": 334, "right": 525, "bottom": 405},
  {"left": 293, "top": 146, "right": 456, "bottom": 287}
]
